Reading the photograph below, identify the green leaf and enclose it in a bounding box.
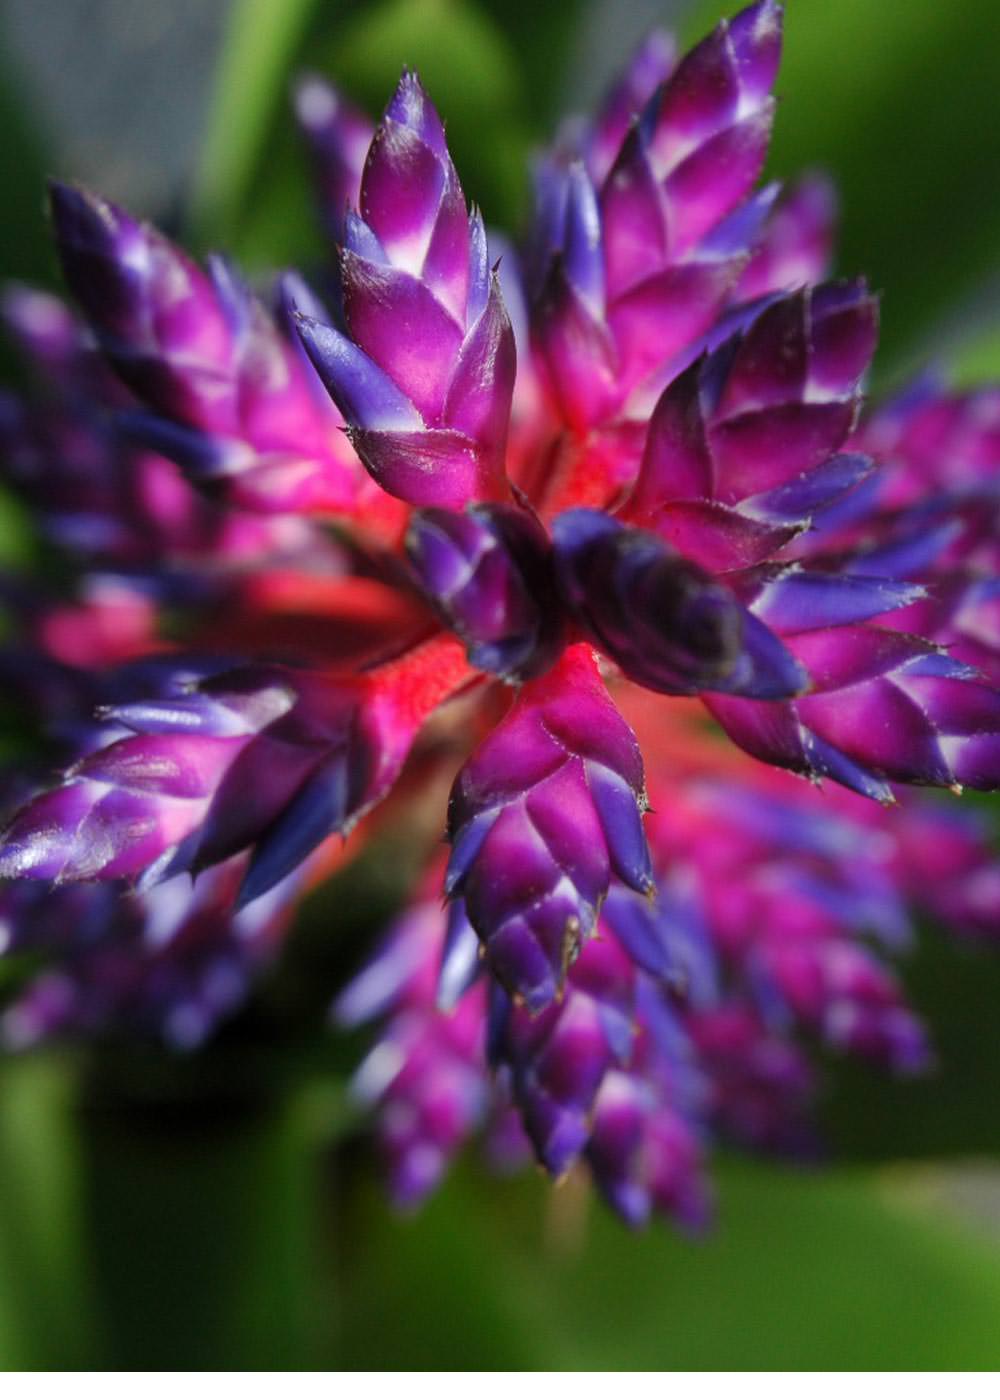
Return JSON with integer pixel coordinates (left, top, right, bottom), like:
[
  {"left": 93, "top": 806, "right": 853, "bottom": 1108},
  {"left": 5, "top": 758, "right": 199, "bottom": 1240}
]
[
  {"left": 334, "top": 1156, "right": 1000, "bottom": 1368},
  {"left": 0, "top": 1053, "right": 346, "bottom": 1368},
  {"left": 0, "top": 62, "right": 55, "bottom": 292},
  {"left": 946, "top": 316, "right": 1000, "bottom": 385},
  {"left": 188, "top": 0, "right": 323, "bottom": 249},
  {"left": 7, "top": 1057, "right": 1000, "bottom": 1367},
  {"left": 77, "top": 1072, "right": 337, "bottom": 1368},
  {"left": 0, "top": 1056, "right": 98, "bottom": 1368},
  {"left": 823, "top": 921, "right": 1000, "bottom": 1162}
]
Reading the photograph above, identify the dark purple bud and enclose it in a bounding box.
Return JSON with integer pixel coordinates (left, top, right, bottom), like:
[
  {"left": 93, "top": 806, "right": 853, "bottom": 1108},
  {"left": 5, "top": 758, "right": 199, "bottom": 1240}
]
[
  {"left": 553, "top": 508, "right": 806, "bottom": 699},
  {"left": 406, "top": 503, "right": 563, "bottom": 679}
]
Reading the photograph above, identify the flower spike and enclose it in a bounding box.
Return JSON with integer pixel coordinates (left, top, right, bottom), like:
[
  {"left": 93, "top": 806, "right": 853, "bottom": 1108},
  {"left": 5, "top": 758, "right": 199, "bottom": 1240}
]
[
  {"left": 489, "top": 933, "right": 638, "bottom": 1175},
  {"left": 530, "top": 1, "right": 785, "bottom": 432},
  {"left": 446, "top": 645, "right": 652, "bottom": 1012},
  {"left": 0, "top": 285, "right": 313, "bottom": 575},
  {"left": 708, "top": 633, "right": 1000, "bottom": 796},
  {"left": 626, "top": 281, "right": 878, "bottom": 558},
  {"left": 296, "top": 73, "right": 517, "bottom": 508},
  {"left": 587, "top": 1069, "right": 711, "bottom": 1231},
  {"left": 605, "top": 0, "right": 781, "bottom": 281},
  {"left": 0, "top": 637, "right": 471, "bottom": 897},
  {"left": 48, "top": 183, "right": 369, "bottom": 519},
  {"left": 586, "top": 31, "right": 677, "bottom": 185},
  {"left": 334, "top": 899, "right": 490, "bottom": 1207}
]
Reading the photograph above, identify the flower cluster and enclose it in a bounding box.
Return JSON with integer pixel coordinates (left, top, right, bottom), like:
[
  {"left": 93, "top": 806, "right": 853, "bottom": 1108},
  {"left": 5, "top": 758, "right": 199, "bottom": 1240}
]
[{"left": 2, "top": 2, "right": 1000, "bottom": 1227}]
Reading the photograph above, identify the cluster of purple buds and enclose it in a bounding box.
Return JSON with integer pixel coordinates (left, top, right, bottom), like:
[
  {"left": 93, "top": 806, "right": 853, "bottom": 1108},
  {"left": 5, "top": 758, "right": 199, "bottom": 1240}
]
[
  {"left": 1, "top": 1, "right": 1000, "bottom": 1234},
  {"left": 343, "top": 743, "right": 1000, "bottom": 1220},
  {"left": 643, "top": 775, "right": 930, "bottom": 1072},
  {"left": 0, "top": 284, "right": 311, "bottom": 580},
  {"left": 1, "top": 856, "right": 297, "bottom": 1050},
  {"left": 334, "top": 896, "right": 493, "bottom": 1207}
]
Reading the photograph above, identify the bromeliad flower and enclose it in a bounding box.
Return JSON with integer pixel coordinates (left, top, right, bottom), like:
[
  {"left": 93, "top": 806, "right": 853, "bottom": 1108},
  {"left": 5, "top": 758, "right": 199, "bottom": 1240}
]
[{"left": 2, "top": 0, "right": 1000, "bottom": 1231}]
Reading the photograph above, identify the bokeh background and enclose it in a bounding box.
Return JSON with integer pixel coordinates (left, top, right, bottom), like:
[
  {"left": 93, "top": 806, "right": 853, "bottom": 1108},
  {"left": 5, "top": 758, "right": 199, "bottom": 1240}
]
[{"left": 2, "top": 0, "right": 1000, "bottom": 1369}]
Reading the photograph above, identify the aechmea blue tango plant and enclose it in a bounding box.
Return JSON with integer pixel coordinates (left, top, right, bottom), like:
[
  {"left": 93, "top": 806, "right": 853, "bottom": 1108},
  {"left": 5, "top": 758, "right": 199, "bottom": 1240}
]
[{"left": 3, "top": 0, "right": 1000, "bottom": 1230}]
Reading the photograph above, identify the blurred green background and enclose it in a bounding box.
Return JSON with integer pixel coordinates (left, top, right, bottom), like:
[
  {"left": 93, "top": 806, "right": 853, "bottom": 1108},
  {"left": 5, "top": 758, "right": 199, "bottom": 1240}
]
[{"left": 2, "top": 0, "right": 1000, "bottom": 1370}]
